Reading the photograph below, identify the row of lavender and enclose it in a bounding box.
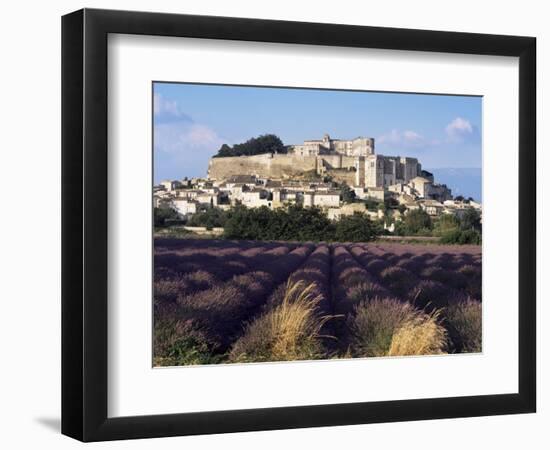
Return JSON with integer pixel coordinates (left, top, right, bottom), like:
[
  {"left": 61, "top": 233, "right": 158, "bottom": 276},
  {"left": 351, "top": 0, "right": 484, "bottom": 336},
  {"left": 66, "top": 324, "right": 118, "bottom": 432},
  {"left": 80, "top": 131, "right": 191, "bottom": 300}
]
[
  {"left": 154, "top": 239, "right": 314, "bottom": 363},
  {"left": 330, "top": 244, "right": 481, "bottom": 353},
  {"left": 350, "top": 243, "right": 482, "bottom": 303},
  {"left": 153, "top": 239, "right": 482, "bottom": 364}
]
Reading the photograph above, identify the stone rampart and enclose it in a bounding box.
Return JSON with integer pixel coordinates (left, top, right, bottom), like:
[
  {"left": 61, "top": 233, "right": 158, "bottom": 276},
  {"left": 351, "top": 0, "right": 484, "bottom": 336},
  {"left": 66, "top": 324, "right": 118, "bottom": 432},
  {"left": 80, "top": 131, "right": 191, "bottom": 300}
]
[{"left": 208, "top": 153, "right": 317, "bottom": 180}]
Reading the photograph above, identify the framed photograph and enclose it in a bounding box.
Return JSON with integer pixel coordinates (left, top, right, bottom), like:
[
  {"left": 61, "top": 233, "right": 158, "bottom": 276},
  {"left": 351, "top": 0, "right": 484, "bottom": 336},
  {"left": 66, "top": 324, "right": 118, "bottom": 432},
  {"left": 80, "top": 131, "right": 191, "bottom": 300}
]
[{"left": 62, "top": 8, "right": 536, "bottom": 442}]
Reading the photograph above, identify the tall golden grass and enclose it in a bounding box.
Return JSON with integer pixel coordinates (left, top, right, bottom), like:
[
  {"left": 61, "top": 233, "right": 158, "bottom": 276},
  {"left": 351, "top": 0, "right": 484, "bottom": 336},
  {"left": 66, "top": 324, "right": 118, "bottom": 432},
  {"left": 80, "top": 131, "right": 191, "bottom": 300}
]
[
  {"left": 349, "top": 298, "right": 447, "bottom": 357},
  {"left": 388, "top": 312, "right": 447, "bottom": 356},
  {"left": 229, "top": 280, "right": 333, "bottom": 362}
]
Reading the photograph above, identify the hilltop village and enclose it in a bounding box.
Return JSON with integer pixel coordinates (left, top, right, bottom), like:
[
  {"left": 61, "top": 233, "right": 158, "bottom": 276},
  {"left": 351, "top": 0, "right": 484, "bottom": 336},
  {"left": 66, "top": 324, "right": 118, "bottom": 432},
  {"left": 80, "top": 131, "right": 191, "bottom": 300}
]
[{"left": 154, "top": 134, "right": 481, "bottom": 229}]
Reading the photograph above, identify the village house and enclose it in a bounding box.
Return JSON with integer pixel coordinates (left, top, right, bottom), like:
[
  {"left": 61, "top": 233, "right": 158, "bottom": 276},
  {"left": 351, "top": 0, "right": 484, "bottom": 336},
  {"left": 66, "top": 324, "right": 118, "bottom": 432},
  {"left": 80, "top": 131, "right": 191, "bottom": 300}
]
[
  {"left": 419, "top": 199, "right": 445, "bottom": 216},
  {"left": 239, "top": 188, "right": 272, "bottom": 208},
  {"left": 171, "top": 198, "right": 198, "bottom": 217},
  {"left": 302, "top": 190, "right": 341, "bottom": 208},
  {"left": 160, "top": 180, "right": 182, "bottom": 192}
]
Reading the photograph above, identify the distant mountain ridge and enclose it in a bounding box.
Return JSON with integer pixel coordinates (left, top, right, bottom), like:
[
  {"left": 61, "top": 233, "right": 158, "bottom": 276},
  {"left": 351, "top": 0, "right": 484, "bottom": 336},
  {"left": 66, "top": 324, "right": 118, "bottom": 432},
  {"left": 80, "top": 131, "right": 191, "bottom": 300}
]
[{"left": 427, "top": 168, "right": 482, "bottom": 203}]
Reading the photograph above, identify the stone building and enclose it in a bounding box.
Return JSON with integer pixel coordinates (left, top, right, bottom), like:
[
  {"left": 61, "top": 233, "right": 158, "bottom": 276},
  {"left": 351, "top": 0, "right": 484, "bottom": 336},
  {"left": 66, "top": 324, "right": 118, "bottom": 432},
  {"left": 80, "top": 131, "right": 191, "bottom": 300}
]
[
  {"left": 160, "top": 180, "right": 182, "bottom": 192},
  {"left": 208, "top": 133, "right": 423, "bottom": 190},
  {"left": 302, "top": 190, "right": 341, "bottom": 208},
  {"left": 409, "top": 176, "right": 452, "bottom": 202},
  {"left": 205, "top": 134, "right": 457, "bottom": 210},
  {"left": 290, "top": 133, "right": 375, "bottom": 157},
  {"left": 172, "top": 198, "right": 198, "bottom": 216}
]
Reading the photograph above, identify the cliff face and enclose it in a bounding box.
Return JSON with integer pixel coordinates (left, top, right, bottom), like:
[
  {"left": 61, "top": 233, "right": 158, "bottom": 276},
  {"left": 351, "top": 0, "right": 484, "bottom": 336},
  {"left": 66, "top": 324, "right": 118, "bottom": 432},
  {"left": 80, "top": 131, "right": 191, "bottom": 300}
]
[{"left": 207, "top": 153, "right": 318, "bottom": 180}]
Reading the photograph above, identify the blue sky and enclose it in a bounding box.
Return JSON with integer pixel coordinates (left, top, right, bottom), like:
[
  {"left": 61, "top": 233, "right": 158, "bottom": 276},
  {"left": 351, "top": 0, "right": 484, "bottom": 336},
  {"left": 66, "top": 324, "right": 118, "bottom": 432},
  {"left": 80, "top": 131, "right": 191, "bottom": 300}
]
[{"left": 153, "top": 82, "right": 482, "bottom": 183}]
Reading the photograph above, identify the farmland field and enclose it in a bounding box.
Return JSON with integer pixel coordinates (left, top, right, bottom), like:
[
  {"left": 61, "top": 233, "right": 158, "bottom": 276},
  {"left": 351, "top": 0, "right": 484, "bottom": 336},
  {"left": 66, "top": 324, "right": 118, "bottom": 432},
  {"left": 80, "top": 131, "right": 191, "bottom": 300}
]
[{"left": 153, "top": 238, "right": 482, "bottom": 366}]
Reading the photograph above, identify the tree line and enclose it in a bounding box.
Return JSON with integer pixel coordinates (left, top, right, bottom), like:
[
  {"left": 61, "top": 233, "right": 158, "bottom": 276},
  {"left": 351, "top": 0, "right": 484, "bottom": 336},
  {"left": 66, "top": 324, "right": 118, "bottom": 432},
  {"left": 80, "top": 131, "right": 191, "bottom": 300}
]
[
  {"left": 154, "top": 203, "right": 481, "bottom": 244},
  {"left": 391, "top": 208, "right": 482, "bottom": 244},
  {"left": 223, "top": 204, "right": 380, "bottom": 242},
  {"left": 213, "top": 134, "right": 287, "bottom": 158}
]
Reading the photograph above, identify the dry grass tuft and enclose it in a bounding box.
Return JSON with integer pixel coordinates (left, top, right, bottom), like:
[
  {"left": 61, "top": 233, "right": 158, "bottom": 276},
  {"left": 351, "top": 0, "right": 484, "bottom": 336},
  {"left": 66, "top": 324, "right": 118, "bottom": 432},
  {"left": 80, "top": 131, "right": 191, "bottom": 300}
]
[
  {"left": 445, "top": 299, "right": 482, "bottom": 353},
  {"left": 388, "top": 312, "right": 448, "bottom": 356},
  {"left": 349, "top": 298, "right": 416, "bottom": 357},
  {"left": 229, "top": 280, "right": 333, "bottom": 362},
  {"left": 349, "top": 298, "right": 447, "bottom": 357}
]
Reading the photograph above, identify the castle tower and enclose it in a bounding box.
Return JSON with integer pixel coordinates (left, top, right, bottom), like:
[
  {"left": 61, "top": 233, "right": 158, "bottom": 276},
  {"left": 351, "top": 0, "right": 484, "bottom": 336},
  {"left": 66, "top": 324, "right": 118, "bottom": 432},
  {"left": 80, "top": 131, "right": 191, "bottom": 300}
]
[
  {"left": 355, "top": 156, "right": 365, "bottom": 187},
  {"left": 365, "top": 155, "right": 385, "bottom": 188}
]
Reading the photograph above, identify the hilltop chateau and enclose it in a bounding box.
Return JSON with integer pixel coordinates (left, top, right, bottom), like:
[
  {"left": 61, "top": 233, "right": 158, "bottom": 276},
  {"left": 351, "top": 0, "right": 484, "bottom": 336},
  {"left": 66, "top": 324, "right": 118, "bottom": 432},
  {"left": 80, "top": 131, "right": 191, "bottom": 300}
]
[
  {"left": 155, "top": 134, "right": 473, "bottom": 225},
  {"left": 208, "top": 133, "right": 428, "bottom": 190}
]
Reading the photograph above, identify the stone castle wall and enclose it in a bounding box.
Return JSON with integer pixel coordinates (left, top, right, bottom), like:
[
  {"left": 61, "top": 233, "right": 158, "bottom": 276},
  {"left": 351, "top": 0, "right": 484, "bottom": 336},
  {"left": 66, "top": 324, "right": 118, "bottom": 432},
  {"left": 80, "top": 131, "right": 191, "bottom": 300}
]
[
  {"left": 207, "top": 150, "right": 420, "bottom": 189},
  {"left": 208, "top": 153, "right": 318, "bottom": 180},
  {"left": 317, "top": 154, "right": 357, "bottom": 170},
  {"left": 325, "top": 168, "right": 357, "bottom": 186}
]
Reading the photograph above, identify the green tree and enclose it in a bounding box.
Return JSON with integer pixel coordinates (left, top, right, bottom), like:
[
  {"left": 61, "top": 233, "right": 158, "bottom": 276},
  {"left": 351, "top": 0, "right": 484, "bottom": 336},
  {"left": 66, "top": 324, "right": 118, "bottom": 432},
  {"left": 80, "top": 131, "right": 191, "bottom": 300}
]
[
  {"left": 433, "top": 214, "right": 460, "bottom": 236},
  {"left": 154, "top": 206, "right": 180, "bottom": 227},
  {"left": 460, "top": 208, "right": 482, "bottom": 232},
  {"left": 402, "top": 209, "right": 432, "bottom": 235},
  {"left": 216, "top": 143, "right": 233, "bottom": 157},
  {"left": 340, "top": 183, "right": 357, "bottom": 203},
  {"left": 440, "top": 229, "right": 481, "bottom": 245},
  {"left": 278, "top": 204, "right": 334, "bottom": 241},
  {"left": 187, "top": 208, "right": 228, "bottom": 229},
  {"left": 334, "top": 213, "right": 379, "bottom": 242},
  {"left": 213, "top": 134, "right": 286, "bottom": 157}
]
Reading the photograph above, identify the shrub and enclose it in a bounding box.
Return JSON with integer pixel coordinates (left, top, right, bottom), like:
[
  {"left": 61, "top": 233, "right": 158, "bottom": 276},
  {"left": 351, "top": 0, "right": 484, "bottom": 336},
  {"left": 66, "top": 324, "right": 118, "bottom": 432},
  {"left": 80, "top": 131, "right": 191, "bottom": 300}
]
[
  {"left": 433, "top": 214, "right": 460, "bottom": 236},
  {"left": 232, "top": 271, "right": 274, "bottom": 300},
  {"left": 402, "top": 209, "right": 433, "bottom": 235},
  {"left": 458, "top": 264, "right": 482, "bottom": 300},
  {"left": 365, "top": 258, "right": 390, "bottom": 275},
  {"left": 263, "top": 283, "right": 287, "bottom": 310},
  {"left": 387, "top": 313, "right": 447, "bottom": 356},
  {"left": 156, "top": 336, "right": 224, "bottom": 366},
  {"left": 349, "top": 298, "right": 422, "bottom": 357},
  {"left": 379, "top": 266, "right": 417, "bottom": 297},
  {"left": 420, "top": 265, "right": 468, "bottom": 290},
  {"left": 446, "top": 299, "right": 482, "bottom": 353},
  {"left": 184, "top": 270, "right": 219, "bottom": 292},
  {"left": 396, "top": 258, "right": 423, "bottom": 273},
  {"left": 154, "top": 278, "right": 190, "bottom": 304},
  {"left": 410, "top": 280, "right": 452, "bottom": 311},
  {"left": 440, "top": 229, "right": 481, "bottom": 245},
  {"left": 346, "top": 282, "right": 390, "bottom": 304},
  {"left": 339, "top": 267, "right": 371, "bottom": 287},
  {"left": 229, "top": 281, "right": 332, "bottom": 362},
  {"left": 153, "top": 319, "right": 221, "bottom": 366}
]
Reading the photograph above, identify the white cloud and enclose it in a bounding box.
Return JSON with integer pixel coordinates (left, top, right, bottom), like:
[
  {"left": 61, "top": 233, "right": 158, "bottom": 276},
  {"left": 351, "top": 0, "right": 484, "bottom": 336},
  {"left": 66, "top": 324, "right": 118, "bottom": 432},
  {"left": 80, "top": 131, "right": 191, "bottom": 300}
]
[
  {"left": 153, "top": 93, "right": 192, "bottom": 123},
  {"left": 153, "top": 93, "right": 223, "bottom": 156},
  {"left": 445, "top": 117, "right": 474, "bottom": 142},
  {"left": 377, "top": 129, "right": 401, "bottom": 145},
  {"left": 377, "top": 129, "right": 429, "bottom": 147},
  {"left": 155, "top": 122, "right": 223, "bottom": 154},
  {"left": 186, "top": 124, "right": 222, "bottom": 147},
  {"left": 403, "top": 130, "right": 424, "bottom": 144}
]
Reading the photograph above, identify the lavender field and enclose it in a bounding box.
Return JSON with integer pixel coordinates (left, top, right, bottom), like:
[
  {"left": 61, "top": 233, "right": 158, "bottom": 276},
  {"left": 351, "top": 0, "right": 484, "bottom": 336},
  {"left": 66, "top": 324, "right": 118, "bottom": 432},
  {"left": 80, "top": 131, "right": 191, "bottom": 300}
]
[{"left": 153, "top": 238, "right": 482, "bottom": 366}]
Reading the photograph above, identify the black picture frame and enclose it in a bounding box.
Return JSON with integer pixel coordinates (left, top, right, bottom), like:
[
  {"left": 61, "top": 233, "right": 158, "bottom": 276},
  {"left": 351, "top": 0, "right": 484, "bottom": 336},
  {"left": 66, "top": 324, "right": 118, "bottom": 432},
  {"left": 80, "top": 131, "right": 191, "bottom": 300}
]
[{"left": 61, "top": 8, "right": 536, "bottom": 442}]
